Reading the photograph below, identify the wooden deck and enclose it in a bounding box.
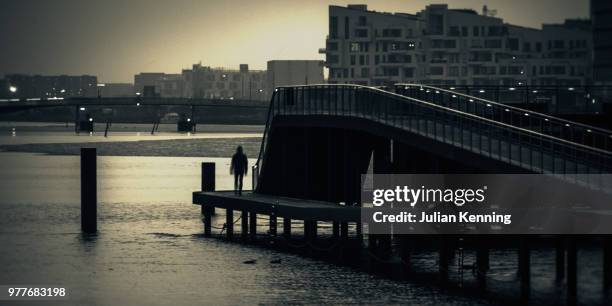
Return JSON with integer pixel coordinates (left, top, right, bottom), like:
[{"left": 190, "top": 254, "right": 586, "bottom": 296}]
[{"left": 192, "top": 190, "right": 360, "bottom": 222}]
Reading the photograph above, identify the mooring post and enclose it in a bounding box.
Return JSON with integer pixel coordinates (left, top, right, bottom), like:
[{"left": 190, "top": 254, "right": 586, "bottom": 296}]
[
  {"left": 567, "top": 238, "right": 577, "bottom": 302},
  {"left": 80, "top": 148, "right": 97, "bottom": 233},
  {"left": 226, "top": 208, "right": 233, "bottom": 240},
  {"left": 241, "top": 210, "right": 248, "bottom": 241},
  {"left": 604, "top": 237, "right": 612, "bottom": 292},
  {"left": 556, "top": 238, "right": 566, "bottom": 282},
  {"left": 201, "top": 162, "right": 216, "bottom": 216},
  {"left": 249, "top": 211, "right": 257, "bottom": 241},
  {"left": 519, "top": 238, "right": 531, "bottom": 300},
  {"left": 283, "top": 217, "right": 291, "bottom": 239}
]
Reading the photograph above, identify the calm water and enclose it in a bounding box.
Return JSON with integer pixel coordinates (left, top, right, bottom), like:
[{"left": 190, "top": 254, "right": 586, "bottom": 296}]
[{"left": 0, "top": 130, "right": 607, "bottom": 305}]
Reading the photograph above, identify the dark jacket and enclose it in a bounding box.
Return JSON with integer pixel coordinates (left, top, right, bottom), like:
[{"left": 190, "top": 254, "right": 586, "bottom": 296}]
[{"left": 231, "top": 152, "right": 248, "bottom": 175}]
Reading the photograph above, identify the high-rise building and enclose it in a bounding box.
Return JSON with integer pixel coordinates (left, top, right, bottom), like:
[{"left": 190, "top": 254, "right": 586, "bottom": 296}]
[
  {"left": 322, "top": 4, "right": 592, "bottom": 87},
  {"left": 592, "top": 0, "right": 612, "bottom": 84}
]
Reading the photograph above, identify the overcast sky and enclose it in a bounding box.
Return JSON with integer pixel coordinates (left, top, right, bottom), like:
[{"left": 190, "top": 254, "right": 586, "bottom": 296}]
[{"left": 0, "top": 0, "right": 589, "bottom": 83}]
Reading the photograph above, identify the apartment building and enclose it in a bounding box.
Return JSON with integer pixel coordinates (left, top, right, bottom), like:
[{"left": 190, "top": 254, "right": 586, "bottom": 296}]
[
  {"left": 323, "top": 4, "right": 592, "bottom": 87},
  {"left": 182, "top": 64, "right": 268, "bottom": 101}
]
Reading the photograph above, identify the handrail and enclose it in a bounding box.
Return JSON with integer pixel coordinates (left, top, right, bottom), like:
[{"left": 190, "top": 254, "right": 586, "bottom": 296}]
[
  {"left": 254, "top": 84, "right": 612, "bottom": 191},
  {"left": 395, "top": 83, "right": 612, "bottom": 152}
]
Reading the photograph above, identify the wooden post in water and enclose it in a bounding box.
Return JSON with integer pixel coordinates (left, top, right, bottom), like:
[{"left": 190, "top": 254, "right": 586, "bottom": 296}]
[
  {"left": 519, "top": 238, "right": 531, "bottom": 300},
  {"left": 241, "top": 210, "right": 249, "bottom": 241},
  {"left": 249, "top": 212, "right": 257, "bottom": 241},
  {"left": 332, "top": 221, "right": 340, "bottom": 239},
  {"left": 201, "top": 162, "right": 216, "bottom": 217},
  {"left": 567, "top": 238, "right": 577, "bottom": 302},
  {"left": 556, "top": 238, "right": 566, "bottom": 282},
  {"left": 269, "top": 205, "right": 277, "bottom": 240},
  {"left": 283, "top": 217, "right": 291, "bottom": 239},
  {"left": 201, "top": 162, "right": 215, "bottom": 236},
  {"left": 604, "top": 237, "right": 612, "bottom": 292},
  {"left": 476, "top": 243, "right": 489, "bottom": 288},
  {"left": 226, "top": 208, "right": 233, "bottom": 240},
  {"left": 80, "top": 148, "right": 97, "bottom": 233}
]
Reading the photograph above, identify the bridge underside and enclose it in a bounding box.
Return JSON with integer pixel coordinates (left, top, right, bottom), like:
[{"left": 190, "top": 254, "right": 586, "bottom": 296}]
[{"left": 257, "top": 115, "right": 529, "bottom": 203}]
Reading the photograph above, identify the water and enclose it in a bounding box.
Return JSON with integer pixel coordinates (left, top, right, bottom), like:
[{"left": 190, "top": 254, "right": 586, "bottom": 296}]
[{"left": 0, "top": 129, "right": 607, "bottom": 305}]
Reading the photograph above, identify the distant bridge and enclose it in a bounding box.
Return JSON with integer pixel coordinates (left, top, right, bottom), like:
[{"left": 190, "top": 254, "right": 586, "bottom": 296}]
[{"left": 0, "top": 97, "right": 269, "bottom": 113}]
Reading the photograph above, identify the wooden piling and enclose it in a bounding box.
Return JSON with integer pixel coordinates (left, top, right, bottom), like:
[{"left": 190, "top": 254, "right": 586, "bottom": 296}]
[
  {"left": 332, "top": 221, "right": 340, "bottom": 239},
  {"left": 283, "top": 218, "right": 291, "bottom": 239},
  {"left": 567, "top": 238, "right": 577, "bottom": 302},
  {"left": 340, "top": 222, "right": 349, "bottom": 240},
  {"left": 476, "top": 243, "right": 489, "bottom": 287},
  {"left": 269, "top": 207, "right": 277, "bottom": 239},
  {"left": 226, "top": 209, "right": 233, "bottom": 240},
  {"left": 249, "top": 212, "right": 257, "bottom": 241},
  {"left": 201, "top": 162, "right": 215, "bottom": 216},
  {"left": 519, "top": 238, "right": 531, "bottom": 299},
  {"left": 80, "top": 148, "right": 97, "bottom": 234},
  {"left": 556, "top": 238, "right": 565, "bottom": 282},
  {"left": 439, "top": 238, "right": 450, "bottom": 283},
  {"left": 604, "top": 237, "right": 612, "bottom": 292},
  {"left": 241, "top": 210, "right": 248, "bottom": 240}
]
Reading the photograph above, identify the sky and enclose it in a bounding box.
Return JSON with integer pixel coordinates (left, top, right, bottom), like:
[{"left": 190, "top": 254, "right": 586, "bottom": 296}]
[{"left": 0, "top": 0, "right": 590, "bottom": 83}]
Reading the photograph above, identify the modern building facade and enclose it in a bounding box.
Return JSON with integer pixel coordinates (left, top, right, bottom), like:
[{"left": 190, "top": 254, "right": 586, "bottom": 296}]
[
  {"left": 98, "top": 83, "right": 135, "bottom": 97},
  {"left": 592, "top": 0, "right": 612, "bottom": 84},
  {"left": 266, "top": 60, "right": 325, "bottom": 94},
  {"left": 2, "top": 74, "right": 98, "bottom": 98},
  {"left": 323, "top": 4, "right": 593, "bottom": 87},
  {"left": 181, "top": 63, "right": 268, "bottom": 101}
]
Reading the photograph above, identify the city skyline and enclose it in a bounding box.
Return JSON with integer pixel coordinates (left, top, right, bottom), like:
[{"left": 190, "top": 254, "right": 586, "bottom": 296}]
[{"left": 0, "top": 0, "right": 589, "bottom": 83}]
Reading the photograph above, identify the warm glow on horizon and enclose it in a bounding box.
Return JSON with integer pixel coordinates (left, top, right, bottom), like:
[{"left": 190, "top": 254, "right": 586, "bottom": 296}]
[{"left": 0, "top": 0, "right": 589, "bottom": 83}]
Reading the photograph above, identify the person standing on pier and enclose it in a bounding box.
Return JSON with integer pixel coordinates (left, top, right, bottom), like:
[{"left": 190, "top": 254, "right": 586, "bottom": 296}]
[{"left": 230, "top": 145, "right": 248, "bottom": 196}]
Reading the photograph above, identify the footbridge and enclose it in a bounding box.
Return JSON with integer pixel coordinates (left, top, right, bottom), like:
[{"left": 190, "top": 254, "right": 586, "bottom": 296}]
[{"left": 252, "top": 84, "right": 612, "bottom": 203}]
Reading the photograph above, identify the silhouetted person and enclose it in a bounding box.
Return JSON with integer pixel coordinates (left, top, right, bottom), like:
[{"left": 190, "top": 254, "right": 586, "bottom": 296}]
[{"left": 230, "top": 146, "right": 248, "bottom": 195}]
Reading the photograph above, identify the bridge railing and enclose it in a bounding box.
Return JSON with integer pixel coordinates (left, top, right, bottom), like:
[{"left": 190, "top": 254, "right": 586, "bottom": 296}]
[
  {"left": 394, "top": 84, "right": 612, "bottom": 153},
  {"left": 255, "top": 85, "right": 612, "bottom": 192}
]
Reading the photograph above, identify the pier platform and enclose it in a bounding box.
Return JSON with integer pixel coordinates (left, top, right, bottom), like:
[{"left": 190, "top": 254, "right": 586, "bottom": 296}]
[{"left": 192, "top": 190, "right": 360, "bottom": 222}]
